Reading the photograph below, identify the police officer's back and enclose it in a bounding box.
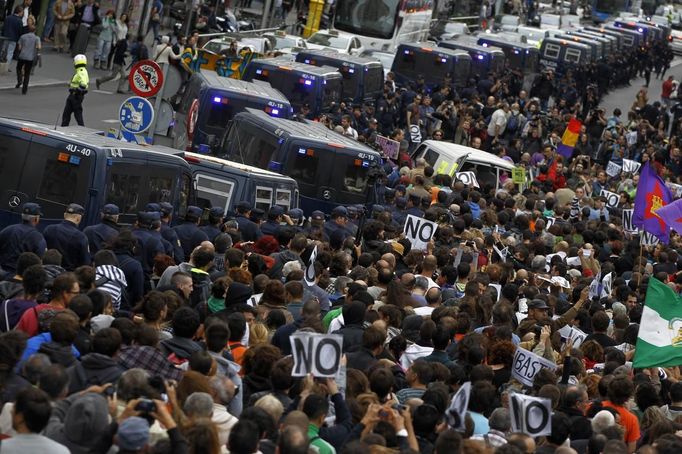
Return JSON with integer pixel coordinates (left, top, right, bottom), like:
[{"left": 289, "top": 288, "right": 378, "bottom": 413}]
[
  {"left": 234, "top": 201, "right": 262, "bottom": 242},
  {"left": 132, "top": 211, "right": 165, "bottom": 283},
  {"left": 173, "top": 206, "right": 209, "bottom": 259},
  {"left": 303, "top": 210, "right": 327, "bottom": 241},
  {"left": 158, "top": 202, "right": 184, "bottom": 263},
  {"left": 43, "top": 203, "right": 90, "bottom": 271},
  {"left": 200, "top": 207, "right": 224, "bottom": 243},
  {"left": 83, "top": 204, "right": 120, "bottom": 255},
  {"left": 0, "top": 203, "right": 47, "bottom": 274}
]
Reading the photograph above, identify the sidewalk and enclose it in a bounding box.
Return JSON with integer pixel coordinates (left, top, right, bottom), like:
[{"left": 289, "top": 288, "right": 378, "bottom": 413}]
[{"left": 0, "top": 43, "right": 91, "bottom": 90}]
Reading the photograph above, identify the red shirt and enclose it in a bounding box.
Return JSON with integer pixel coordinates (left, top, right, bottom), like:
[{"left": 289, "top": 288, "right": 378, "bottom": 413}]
[
  {"left": 602, "top": 401, "right": 641, "bottom": 444},
  {"left": 662, "top": 79, "right": 674, "bottom": 98}
]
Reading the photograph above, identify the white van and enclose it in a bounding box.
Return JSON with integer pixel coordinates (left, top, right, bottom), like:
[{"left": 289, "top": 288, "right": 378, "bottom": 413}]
[{"left": 412, "top": 141, "right": 514, "bottom": 190}]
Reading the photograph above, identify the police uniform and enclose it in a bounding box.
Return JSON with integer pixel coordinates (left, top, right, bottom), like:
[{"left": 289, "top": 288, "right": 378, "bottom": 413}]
[
  {"left": 0, "top": 203, "right": 47, "bottom": 273},
  {"left": 61, "top": 54, "right": 89, "bottom": 127},
  {"left": 132, "top": 212, "right": 165, "bottom": 283},
  {"left": 43, "top": 203, "right": 90, "bottom": 271},
  {"left": 157, "top": 202, "right": 184, "bottom": 263},
  {"left": 234, "top": 201, "right": 262, "bottom": 242},
  {"left": 287, "top": 209, "right": 304, "bottom": 234},
  {"left": 260, "top": 206, "right": 285, "bottom": 237},
  {"left": 83, "top": 204, "right": 120, "bottom": 255},
  {"left": 323, "top": 206, "right": 351, "bottom": 241},
  {"left": 200, "top": 207, "right": 224, "bottom": 242},
  {"left": 173, "top": 206, "right": 209, "bottom": 259}
]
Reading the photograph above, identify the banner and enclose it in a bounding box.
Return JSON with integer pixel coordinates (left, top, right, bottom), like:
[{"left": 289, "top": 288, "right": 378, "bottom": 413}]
[
  {"left": 511, "top": 348, "right": 558, "bottom": 387},
  {"left": 622, "top": 209, "right": 637, "bottom": 234},
  {"left": 455, "top": 171, "right": 479, "bottom": 188},
  {"left": 623, "top": 159, "right": 641, "bottom": 174},
  {"left": 558, "top": 325, "right": 587, "bottom": 348},
  {"left": 600, "top": 189, "right": 620, "bottom": 209},
  {"left": 509, "top": 393, "right": 553, "bottom": 436},
  {"left": 606, "top": 161, "right": 622, "bottom": 177},
  {"left": 290, "top": 333, "right": 343, "bottom": 377},
  {"left": 403, "top": 214, "right": 438, "bottom": 251}
]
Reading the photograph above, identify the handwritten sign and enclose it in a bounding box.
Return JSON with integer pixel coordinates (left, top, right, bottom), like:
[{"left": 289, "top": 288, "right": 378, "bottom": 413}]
[
  {"left": 290, "top": 332, "right": 343, "bottom": 377},
  {"left": 403, "top": 214, "right": 438, "bottom": 251},
  {"left": 509, "top": 392, "right": 552, "bottom": 436},
  {"left": 375, "top": 135, "right": 400, "bottom": 160},
  {"left": 511, "top": 348, "right": 558, "bottom": 387}
]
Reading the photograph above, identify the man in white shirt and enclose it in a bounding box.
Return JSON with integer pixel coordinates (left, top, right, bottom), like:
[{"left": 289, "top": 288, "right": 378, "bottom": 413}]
[
  {"left": 487, "top": 102, "right": 509, "bottom": 146},
  {"left": 341, "top": 114, "right": 358, "bottom": 140}
]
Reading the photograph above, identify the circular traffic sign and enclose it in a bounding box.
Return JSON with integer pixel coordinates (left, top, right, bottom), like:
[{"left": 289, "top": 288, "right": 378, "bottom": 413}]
[
  {"left": 187, "top": 99, "right": 199, "bottom": 141},
  {"left": 119, "top": 96, "right": 155, "bottom": 134},
  {"left": 128, "top": 59, "right": 164, "bottom": 98}
]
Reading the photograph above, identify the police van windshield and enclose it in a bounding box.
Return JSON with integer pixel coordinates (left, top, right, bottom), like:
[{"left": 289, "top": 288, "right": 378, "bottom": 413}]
[
  {"left": 205, "top": 93, "right": 236, "bottom": 128},
  {"left": 365, "top": 67, "right": 384, "bottom": 96},
  {"left": 223, "top": 122, "right": 280, "bottom": 169},
  {"left": 323, "top": 78, "right": 342, "bottom": 110}
]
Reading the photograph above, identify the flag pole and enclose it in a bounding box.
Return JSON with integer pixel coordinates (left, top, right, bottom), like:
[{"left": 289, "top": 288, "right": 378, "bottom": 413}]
[{"left": 638, "top": 243, "right": 644, "bottom": 286}]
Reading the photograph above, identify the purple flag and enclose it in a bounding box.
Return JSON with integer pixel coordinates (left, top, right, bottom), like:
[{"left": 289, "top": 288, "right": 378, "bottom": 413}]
[
  {"left": 656, "top": 198, "right": 682, "bottom": 237},
  {"left": 633, "top": 162, "right": 673, "bottom": 244}
]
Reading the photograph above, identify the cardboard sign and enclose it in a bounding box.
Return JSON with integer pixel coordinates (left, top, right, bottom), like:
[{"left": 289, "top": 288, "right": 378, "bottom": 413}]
[
  {"left": 403, "top": 214, "right": 438, "bottom": 251},
  {"left": 512, "top": 167, "right": 526, "bottom": 184},
  {"left": 622, "top": 209, "right": 637, "bottom": 233},
  {"left": 622, "top": 159, "right": 641, "bottom": 174},
  {"left": 409, "top": 124, "right": 422, "bottom": 144},
  {"left": 641, "top": 231, "right": 660, "bottom": 247},
  {"left": 509, "top": 392, "right": 553, "bottom": 436},
  {"left": 290, "top": 332, "right": 343, "bottom": 377},
  {"left": 446, "top": 382, "right": 471, "bottom": 430},
  {"left": 304, "top": 245, "right": 318, "bottom": 286},
  {"left": 558, "top": 325, "right": 587, "bottom": 348},
  {"left": 626, "top": 131, "right": 638, "bottom": 146},
  {"left": 600, "top": 189, "right": 620, "bottom": 208},
  {"left": 376, "top": 135, "right": 400, "bottom": 160},
  {"left": 601, "top": 272, "right": 613, "bottom": 298},
  {"left": 511, "top": 348, "right": 558, "bottom": 387},
  {"left": 455, "top": 171, "right": 480, "bottom": 188},
  {"left": 606, "top": 161, "right": 622, "bottom": 177}
]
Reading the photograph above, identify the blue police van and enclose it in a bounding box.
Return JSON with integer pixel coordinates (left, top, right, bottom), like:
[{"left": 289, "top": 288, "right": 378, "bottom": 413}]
[
  {"left": 476, "top": 35, "right": 539, "bottom": 76},
  {"left": 0, "top": 118, "right": 193, "bottom": 228},
  {"left": 175, "top": 152, "right": 299, "bottom": 215},
  {"left": 218, "top": 109, "right": 382, "bottom": 214},
  {"left": 242, "top": 58, "right": 343, "bottom": 118},
  {"left": 172, "top": 72, "right": 292, "bottom": 154},
  {"left": 295, "top": 49, "right": 384, "bottom": 104},
  {"left": 391, "top": 43, "right": 472, "bottom": 90},
  {"left": 539, "top": 37, "right": 592, "bottom": 73},
  {"left": 437, "top": 40, "right": 506, "bottom": 77}
]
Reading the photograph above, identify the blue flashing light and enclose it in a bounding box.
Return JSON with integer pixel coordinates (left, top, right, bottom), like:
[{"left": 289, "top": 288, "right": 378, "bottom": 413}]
[
  {"left": 269, "top": 161, "right": 283, "bottom": 172},
  {"left": 198, "top": 144, "right": 210, "bottom": 153},
  {"left": 256, "top": 69, "right": 262, "bottom": 74},
  {"left": 348, "top": 68, "right": 355, "bottom": 73},
  {"left": 271, "top": 108, "right": 280, "bottom": 116},
  {"left": 362, "top": 161, "right": 369, "bottom": 168},
  {"left": 481, "top": 43, "right": 488, "bottom": 47},
  {"left": 441, "top": 58, "right": 447, "bottom": 63},
  {"left": 278, "top": 138, "right": 285, "bottom": 144},
  {"left": 298, "top": 147, "right": 306, "bottom": 154},
  {"left": 526, "top": 50, "right": 530, "bottom": 54},
  {"left": 213, "top": 96, "right": 221, "bottom": 103},
  {"left": 404, "top": 49, "right": 410, "bottom": 54},
  {"left": 477, "top": 54, "right": 484, "bottom": 60},
  {"left": 638, "top": 27, "right": 644, "bottom": 32},
  {"left": 304, "top": 59, "right": 310, "bottom": 64},
  {"left": 514, "top": 50, "right": 520, "bottom": 54},
  {"left": 304, "top": 80, "right": 312, "bottom": 86},
  {"left": 69, "top": 155, "right": 81, "bottom": 165}
]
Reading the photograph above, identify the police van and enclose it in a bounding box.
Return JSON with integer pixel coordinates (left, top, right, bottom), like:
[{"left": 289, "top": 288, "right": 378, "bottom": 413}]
[
  {"left": 411, "top": 141, "right": 514, "bottom": 191},
  {"left": 581, "top": 27, "right": 624, "bottom": 52},
  {"left": 612, "top": 20, "right": 659, "bottom": 42},
  {"left": 218, "top": 109, "right": 382, "bottom": 214},
  {"left": 563, "top": 30, "right": 613, "bottom": 57},
  {"left": 597, "top": 25, "right": 643, "bottom": 49},
  {"left": 242, "top": 58, "right": 343, "bottom": 117},
  {"left": 173, "top": 71, "right": 292, "bottom": 154},
  {"left": 555, "top": 33, "right": 602, "bottom": 60},
  {"left": 391, "top": 43, "right": 472, "bottom": 90},
  {"left": 0, "top": 118, "right": 193, "bottom": 228},
  {"left": 175, "top": 152, "right": 299, "bottom": 215},
  {"left": 295, "top": 49, "right": 384, "bottom": 104},
  {"left": 437, "top": 40, "right": 506, "bottom": 77},
  {"left": 476, "top": 36, "right": 539, "bottom": 76},
  {"left": 539, "top": 37, "right": 592, "bottom": 72}
]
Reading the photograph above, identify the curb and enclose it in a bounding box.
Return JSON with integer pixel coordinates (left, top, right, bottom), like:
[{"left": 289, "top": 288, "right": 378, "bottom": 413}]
[{"left": 0, "top": 79, "right": 68, "bottom": 90}]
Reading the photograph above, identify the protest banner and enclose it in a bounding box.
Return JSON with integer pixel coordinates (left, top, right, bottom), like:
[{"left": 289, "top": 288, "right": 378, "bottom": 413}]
[
  {"left": 446, "top": 382, "right": 471, "bottom": 430},
  {"left": 375, "top": 135, "right": 400, "bottom": 160},
  {"left": 511, "top": 348, "right": 558, "bottom": 387},
  {"left": 403, "top": 214, "right": 438, "bottom": 251},
  {"left": 509, "top": 393, "right": 552, "bottom": 436},
  {"left": 290, "top": 332, "right": 343, "bottom": 377}
]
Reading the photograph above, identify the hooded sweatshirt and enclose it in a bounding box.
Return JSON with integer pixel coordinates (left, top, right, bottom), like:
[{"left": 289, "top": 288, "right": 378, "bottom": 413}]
[
  {"left": 67, "top": 352, "right": 125, "bottom": 394},
  {"left": 45, "top": 393, "right": 111, "bottom": 454},
  {"left": 38, "top": 341, "right": 78, "bottom": 367},
  {"left": 160, "top": 335, "right": 202, "bottom": 362}
]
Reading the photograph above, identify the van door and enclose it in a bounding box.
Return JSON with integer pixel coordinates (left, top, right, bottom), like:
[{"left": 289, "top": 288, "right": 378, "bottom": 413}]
[
  {"left": 21, "top": 134, "right": 95, "bottom": 223},
  {"left": 0, "top": 126, "right": 31, "bottom": 226}
]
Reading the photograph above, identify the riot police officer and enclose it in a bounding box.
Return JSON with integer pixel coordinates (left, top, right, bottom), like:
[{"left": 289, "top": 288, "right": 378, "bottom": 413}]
[
  {"left": 83, "top": 203, "right": 120, "bottom": 255},
  {"left": 158, "top": 202, "right": 184, "bottom": 263},
  {"left": 132, "top": 211, "right": 165, "bottom": 288},
  {"left": 173, "top": 206, "right": 209, "bottom": 259},
  {"left": 260, "top": 206, "right": 285, "bottom": 236},
  {"left": 0, "top": 202, "right": 47, "bottom": 274},
  {"left": 43, "top": 203, "right": 90, "bottom": 271},
  {"left": 324, "top": 206, "right": 352, "bottom": 241},
  {"left": 234, "top": 201, "right": 262, "bottom": 242},
  {"left": 200, "top": 207, "right": 224, "bottom": 242},
  {"left": 61, "top": 54, "right": 89, "bottom": 126}
]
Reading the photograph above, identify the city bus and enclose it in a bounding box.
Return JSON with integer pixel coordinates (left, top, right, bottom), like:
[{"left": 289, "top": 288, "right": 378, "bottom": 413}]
[{"left": 333, "top": 0, "right": 434, "bottom": 52}]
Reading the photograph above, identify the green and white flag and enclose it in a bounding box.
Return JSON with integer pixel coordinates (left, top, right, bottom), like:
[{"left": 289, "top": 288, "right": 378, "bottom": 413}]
[{"left": 634, "top": 278, "right": 682, "bottom": 368}]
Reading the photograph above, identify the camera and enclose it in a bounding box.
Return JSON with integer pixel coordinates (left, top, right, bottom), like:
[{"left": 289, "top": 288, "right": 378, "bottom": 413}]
[
  {"left": 135, "top": 398, "right": 156, "bottom": 414},
  {"left": 102, "top": 385, "right": 116, "bottom": 397}
]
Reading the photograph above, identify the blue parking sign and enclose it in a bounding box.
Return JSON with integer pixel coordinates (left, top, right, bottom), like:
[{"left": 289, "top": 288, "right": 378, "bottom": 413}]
[{"left": 119, "top": 96, "right": 155, "bottom": 134}]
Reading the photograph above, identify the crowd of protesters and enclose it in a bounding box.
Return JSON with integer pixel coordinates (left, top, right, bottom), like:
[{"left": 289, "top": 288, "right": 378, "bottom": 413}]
[{"left": 1, "top": 23, "right": 682, "bottom": 454}]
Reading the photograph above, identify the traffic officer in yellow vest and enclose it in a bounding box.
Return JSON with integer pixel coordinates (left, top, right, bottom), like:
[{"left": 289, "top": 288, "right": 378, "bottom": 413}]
[{"left": 61, "top": 54, "right": 89, "bottom": 126}]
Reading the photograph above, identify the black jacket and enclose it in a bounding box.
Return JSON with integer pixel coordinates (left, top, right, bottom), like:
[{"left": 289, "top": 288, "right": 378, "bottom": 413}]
[{"left": 67, "top": 353, "right": 125, "bottom": 394}]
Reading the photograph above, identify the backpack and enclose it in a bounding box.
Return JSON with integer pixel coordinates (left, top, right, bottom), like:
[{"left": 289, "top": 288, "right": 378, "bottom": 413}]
[{"left": 506, "top": 113, "right": 519, "bottom": 133}]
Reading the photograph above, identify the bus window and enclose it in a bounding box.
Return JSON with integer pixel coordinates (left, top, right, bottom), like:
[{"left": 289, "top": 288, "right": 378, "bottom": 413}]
[
  {"left": 623, "top": 35, "right": 634, "bottom": 47},
  {"left": 149, "top": 176, "right": 173, "bottom": 204},
  {"left": 341, "top": 162, "right": 368, "bottom": 194},
  {"left": 275, "top": 189, "right": 292, "bottom": 210},
  {"left": 565, "top": 48, "right": 581, "bottom": 63},
  {"left": 323, "top": 78, "right": 342, "bottom": 110},
  {"left": 544, "top": 43, "right": 560, "bottom": 59},
  {"left": 334, "top": 0, "right": 401, "bottom": 40},
  {"left": 107, "top": 171, "right": 142, "bottom": 214},
  {"left": 288, "top": 150, "right": 319, "bottom": 185},
  {"left": 365, "top": 67, "right": 383, "bottom": 95},
  {"left": 228, "top": 125, "right": 279, "bottom": 169},
  {"left": 206, "top": 99, "right": 235, "bottom": 128},
  {"left": 196, "top": 174, "right": 235, "bottom": 212},
  {"left": 255, "top": 186, "right": 273, "bottom": 211}
]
